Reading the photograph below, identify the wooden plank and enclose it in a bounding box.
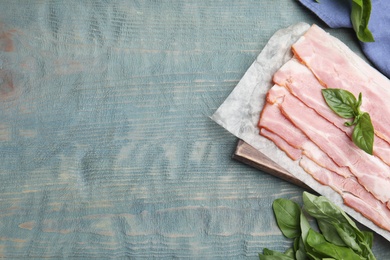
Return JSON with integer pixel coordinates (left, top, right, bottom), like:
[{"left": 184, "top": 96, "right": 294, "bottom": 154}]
[{"left": 232, "top": 139, "right": 312, "bottom": 191}]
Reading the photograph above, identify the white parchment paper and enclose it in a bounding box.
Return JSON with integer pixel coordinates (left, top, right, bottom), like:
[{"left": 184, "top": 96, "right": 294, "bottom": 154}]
[{"left": 211, "top": 22, "right": 390, "bottom": 241}]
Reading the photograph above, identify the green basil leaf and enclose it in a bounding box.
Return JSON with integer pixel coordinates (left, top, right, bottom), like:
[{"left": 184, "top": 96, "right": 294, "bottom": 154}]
[
  {"left": 321, "top": 89, "right": 358, "bottom": 118},
  {"left": 305, "top": 229, "right": 335, "bottom": 259},
  {"left": 322, "top": 88, "right": 374, "bottom": 155},
  {"left": 303, "top": 193, "right": 377, "bottom": 259},
  {"left": 361, "top": 244, "right": 377, "bottom": 260},
  {"left": 306, "top": 229, "right": 365, "bottom": 260},
  {"left": 361, "top": 231, "right": 373, "bottom": 248},
  {"left": 300, "top": 210, "right": 311, "bottom": 242},
  {"left": 356, "top": 231, "right": 376, "bottom": 260},
  {"left": 263, "top": 193, "right": 377, "bottom": 260},
  {"left": 303, "top": 192, "right": 341, "bottom": 224},
  {"left": 306, "top": 252, "right": 322, "bottom": 260},
  {"left": 295, "top": 249, "right": 307, "bottom": 260},
  {"left": 303, "top": 192, "right": 358, "bottom": 229},
  {"left": 272, "top": 198, "right": 301, "bottom": 239},
  {"left": 284, "top": 248, "right": 295, "bottom": 258},
  {"left": 259, "top": 248, "right": 295, "bottom": 260},
  {"left": 317, "top": 219, "right": 347, "bottom": 247},
  {"left": 295, "top": 237, "right": 308, "bottom": 260},
  {"left": 352, "top": 112, "right": 374, "bottom": 154},
  {"left": 334, "top": 223, "right": 361, "bottom": 252},
  {"left": 351, "top": 0, "right": 375, "bottom": 42},
  {"left": 314, "top": 0, "right": 374, "bottom": 42},
  {"left": 258, "top": 255, "right": 294, "bottom": 260},
  {"left": 356, "top": 92, "right": 363, "bottom": 109},
  {"left": 293, "top": 236, "right": 300, "bottom": 252}
]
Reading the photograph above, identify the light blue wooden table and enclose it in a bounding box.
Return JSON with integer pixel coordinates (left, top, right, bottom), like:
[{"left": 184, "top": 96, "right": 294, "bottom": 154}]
[{"left": 1, "top": 1, "right": 389, "bottom": 258}]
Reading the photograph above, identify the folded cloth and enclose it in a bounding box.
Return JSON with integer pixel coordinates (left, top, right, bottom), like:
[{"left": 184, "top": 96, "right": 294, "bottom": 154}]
[{"left": 298, "top": 0, "right": 390, "bottom": 79}]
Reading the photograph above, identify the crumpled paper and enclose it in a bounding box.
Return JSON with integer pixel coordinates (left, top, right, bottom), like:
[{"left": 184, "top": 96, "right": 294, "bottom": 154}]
[{"left": 211, "top": 22, "right": 390, "bottom": 241}]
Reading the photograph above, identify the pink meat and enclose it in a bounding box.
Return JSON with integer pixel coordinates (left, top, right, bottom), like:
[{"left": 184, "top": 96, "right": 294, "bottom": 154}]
[
  {"left": 258, "top": 24, "right": 390, "bottom": 232},
  {"left": 259, "top": 86, "right": 307, "bottom": 149},
  {"left": 260, "top": 103, "right": 390, "bottom": 231},
  {"left": 344, "top": 194, "right": 390, "bottom": 232},
  {"left": 260, "top": 127, "right": 302, "bottom": 160},
  {"left": 300, "top": 156, "right": 390, "bottom": 231},
  {"left": 280, "top": 93, "right": 390, "bottom": 204},
  {"left": 273, "top": 58, "right": 348, "bottom": 133},
  {"left": 273, "top": 57, "right": 390, "bottom": 166},
  {"left": 259, "top": 85, "right": 352, "bottom": 179},
  {"left": 259, "top": 85, "right": 390, "bottom": 228},
  {"left": 292, "top": 24, "right": 390, "bottom": 144}
]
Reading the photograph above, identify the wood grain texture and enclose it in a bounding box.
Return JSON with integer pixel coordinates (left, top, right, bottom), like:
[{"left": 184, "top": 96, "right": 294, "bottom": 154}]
[
  {"left": 233, "top": 140, "right": 312, "bottom": 191},
  {"left": 0, "top": 0, "right": 389, "bottom": 258}
]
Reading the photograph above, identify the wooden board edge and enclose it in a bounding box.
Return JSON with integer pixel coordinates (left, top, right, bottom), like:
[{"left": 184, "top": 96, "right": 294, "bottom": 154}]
[{"left": 232, "top": 139, "right": 312, "bottom": 191}]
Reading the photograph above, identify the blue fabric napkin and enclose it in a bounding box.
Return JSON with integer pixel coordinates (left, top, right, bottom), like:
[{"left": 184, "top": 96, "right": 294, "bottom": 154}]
[{"left": 298, "top": 0, "right": 390, "bottom": 78}]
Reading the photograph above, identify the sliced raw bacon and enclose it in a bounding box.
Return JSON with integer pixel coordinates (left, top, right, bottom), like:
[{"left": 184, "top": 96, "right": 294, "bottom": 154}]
[
  {"left": 260, "top": 96, "right": 390, "bottom": 230},
  {"left": 280, "top": 93, "right": 390, "bottom": 204},
  {"left": 260, "top": 128, "right": 302, "bottom": 160},
  {"left": 273, "top": 57, "right": 390, "bottom": 166},
  {"left": 273, "top": 58, "right": 350, "bottom": 133},
  {"left": 299, "top": 156, "right": 390, "bottom": 231},
  {"left": 292, "top": 24, "right": 390, "bottom": 144},
  {"left": 259, "top": 86, "right": 352, "bottom": 179},
  {"left": 258, "top": 24, "right": 390, "bottom": 233},
  {"left": 259, "top": 86, "right": 307, "bottom": 149}
]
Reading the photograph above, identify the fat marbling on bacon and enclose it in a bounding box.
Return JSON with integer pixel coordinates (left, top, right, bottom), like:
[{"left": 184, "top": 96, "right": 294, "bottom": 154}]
[
  {"left": 258, "top": 24, "right": 390, "bottom": 232},
  {"left": 292, "top": 24, "right": 390, "bottom": 145},
  {"left": 273, "top": 58, "right": 390, "bottom": 166}
]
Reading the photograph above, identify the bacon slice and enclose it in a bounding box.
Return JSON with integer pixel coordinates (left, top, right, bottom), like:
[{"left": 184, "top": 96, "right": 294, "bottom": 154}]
[
  {"left": 258, "top": 24, "right": 390, "bottom": 232},
  {"left": 259, "top": 83, "right": 390, "bottom": 229},
  {"left": 259, "top": 85, "right": 352, "bottom": 179},
  {"left": 273, "top": 57, "right": 390, "bottom": 166},
  {"left": 299, "top": 156, "right": 390, "bottom": 231},
  {"left": 273, "top": 58, "right": 347, "bottom": 133},
  {"left": 260, "top": 91, "right": 390, "bottom": 230},
  {"left": 280, "top": 93, "right": 390, "bottom": 204},
  {"left": 260, "top": 128, "right": 302, "bottom": 160},
  {"left": 292, "top": 24, "right": 390, "bottom": 144},
  {"left": 259, "top": 86, "right": 308, "bottom": 149}
]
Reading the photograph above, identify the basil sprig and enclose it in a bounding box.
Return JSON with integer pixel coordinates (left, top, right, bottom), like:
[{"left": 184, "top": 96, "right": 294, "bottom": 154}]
[
  {"left": 259, "top": 192, "right": 377, "bottom": 260},
  {"left": 321, "top": 88, "right": 374, "bottom": 155},
  {"left": 314, "top": 0, "right": 374, "bottom": 42}
]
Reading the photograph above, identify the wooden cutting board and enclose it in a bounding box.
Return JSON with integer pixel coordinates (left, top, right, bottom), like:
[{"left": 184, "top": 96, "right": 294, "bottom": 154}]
[{"left": 232, "top": 139, "right": 312, "bottom": 191}]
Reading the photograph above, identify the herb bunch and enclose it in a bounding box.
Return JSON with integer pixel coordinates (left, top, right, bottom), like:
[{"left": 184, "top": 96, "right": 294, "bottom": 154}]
[{"left": 259, "top": 192, "right": 376, "bottom": 260}]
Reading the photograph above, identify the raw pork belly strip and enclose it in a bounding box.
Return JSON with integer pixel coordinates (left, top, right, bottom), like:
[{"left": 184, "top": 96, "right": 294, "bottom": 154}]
[
  {"left": 258, "top": 87, "right": 390, "bottom": 230},
  {"left": 273, "top": 58, "right": 348, "bottom": 133},
  {"left": 292, "top": 24, "right": 390, "bottom": 144},
  {"left": 280, "top": 93, "right": 390, "bottom": 204},
  {"left": 259, "top": 85, "right": 352, "bottom": 179},
  {"left": 258, "top": 85, "right": 390, "bottom": 230},
  {"left": 258, "top": 24, "right": 390, "bottom": 233},
  {"left": 299, "top": 156, "right": 390, "bottom": 231},
  {"left": 273, "top": 58, "right": 390, "bottom": 166},
  {"left": 260, "top": 128, "right": 301, "bottom": 161}
]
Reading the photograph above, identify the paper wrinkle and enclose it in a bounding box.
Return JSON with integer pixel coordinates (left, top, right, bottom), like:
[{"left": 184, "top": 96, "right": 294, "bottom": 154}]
[{"left": 211, "top": 22, "right": 390, "bottom": 241}]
